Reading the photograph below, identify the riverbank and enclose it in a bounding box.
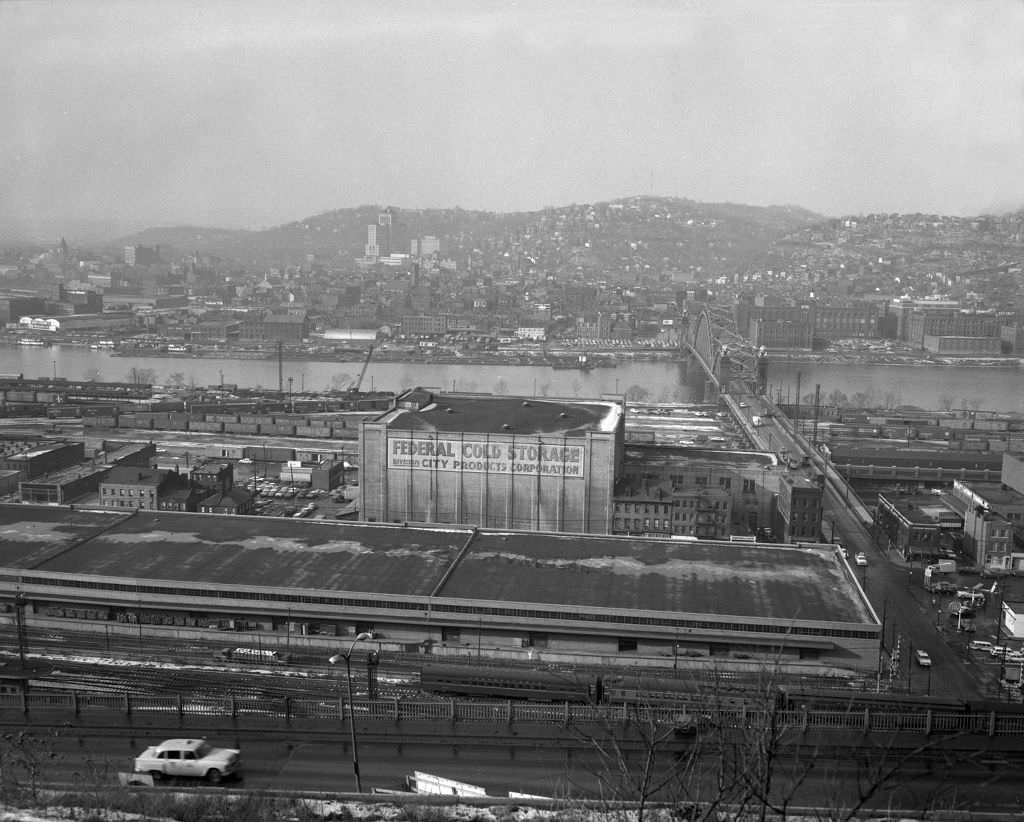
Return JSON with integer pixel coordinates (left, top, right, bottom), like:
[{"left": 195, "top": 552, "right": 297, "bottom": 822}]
[
  {"left": 96, "top": 344, "right": 1024, "bottom": 369},
  {"left": 2, "top": 334, "right": 1018, "bottom": 369},
  {"left": 772, "top": 353, "right": 1020, "bottom": 368},
  {"left": 108, "top": 345, "right": 667, "bottom": 368}
]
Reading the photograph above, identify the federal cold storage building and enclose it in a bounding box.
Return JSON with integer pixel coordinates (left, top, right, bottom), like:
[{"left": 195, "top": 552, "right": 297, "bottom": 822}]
[{"left": 358, "top": 388, "right": 625, "bottom": 533}]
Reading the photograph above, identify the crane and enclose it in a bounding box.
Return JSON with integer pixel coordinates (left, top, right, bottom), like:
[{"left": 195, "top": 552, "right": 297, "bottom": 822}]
[{"left": 349, "top": 345, "right": 375, "bottom": 393}]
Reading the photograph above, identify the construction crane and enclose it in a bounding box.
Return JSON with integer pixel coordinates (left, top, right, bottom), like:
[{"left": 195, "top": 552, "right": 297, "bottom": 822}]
[{"left": 349, "top": 345, "right": 375, "bottom": 393}]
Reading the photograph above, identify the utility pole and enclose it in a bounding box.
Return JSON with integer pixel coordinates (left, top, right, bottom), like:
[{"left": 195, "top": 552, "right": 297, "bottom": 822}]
[
  {"left": 811, "top": 383, "right": 821, "bottom": 446},
  {"left": 794, "top": 371, "right": 802, "bottom": 437},
  {"left": 14, "top": 593, "right": 27, "bottom": 667},
  {"left": 277, "top": 341, "right": 284, "bottom": 395}
]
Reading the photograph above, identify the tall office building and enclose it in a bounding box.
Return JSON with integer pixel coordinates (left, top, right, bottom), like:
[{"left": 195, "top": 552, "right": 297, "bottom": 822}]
[
  {"left": 364, "top": 207, "right": 407, "bottom": 259},
  {"left": 411, "top": 235, "right": 440, "bottom": 257}
]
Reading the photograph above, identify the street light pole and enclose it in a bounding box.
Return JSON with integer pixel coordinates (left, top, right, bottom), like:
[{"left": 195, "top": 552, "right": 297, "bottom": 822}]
[{"left": 329, "top": 631, "right": 374, "bottom": 793}]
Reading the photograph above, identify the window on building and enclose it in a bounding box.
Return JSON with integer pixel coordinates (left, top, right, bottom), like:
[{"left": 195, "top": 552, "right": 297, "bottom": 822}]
[{"left": 618, "top": 638, "right": 638, "bottom": 653}]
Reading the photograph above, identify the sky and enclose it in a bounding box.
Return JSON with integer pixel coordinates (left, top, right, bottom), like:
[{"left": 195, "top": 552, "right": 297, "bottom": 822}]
[{"left": 2, "top": 0, "right": 1023, "bottom": 231}]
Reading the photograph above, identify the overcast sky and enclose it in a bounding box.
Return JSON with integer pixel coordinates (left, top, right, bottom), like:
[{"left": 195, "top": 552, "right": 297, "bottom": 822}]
[{"left": 2, "top": 0, "right": 1022, "bottom": 230}]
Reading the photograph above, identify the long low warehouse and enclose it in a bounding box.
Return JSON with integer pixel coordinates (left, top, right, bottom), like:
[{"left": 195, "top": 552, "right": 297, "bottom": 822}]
[{"left": 0, "top": 504, "right": 880, "bottom": 675}]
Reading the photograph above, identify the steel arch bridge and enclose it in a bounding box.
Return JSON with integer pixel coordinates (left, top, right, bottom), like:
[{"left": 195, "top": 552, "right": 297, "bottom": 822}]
[{"left": 683, "top": 307, "right": 764, "bottom": 397}]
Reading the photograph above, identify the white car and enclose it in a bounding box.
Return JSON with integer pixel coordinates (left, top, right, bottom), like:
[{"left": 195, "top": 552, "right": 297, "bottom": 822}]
[
  {"left": 133, "top": 738, "right": 240, "bottom": 783},
  {"left": 914, "top": 649, "right": 932, "bottom": 667},
  {"left": 854, "top": 553, "right": 868, "bottom": 566}
]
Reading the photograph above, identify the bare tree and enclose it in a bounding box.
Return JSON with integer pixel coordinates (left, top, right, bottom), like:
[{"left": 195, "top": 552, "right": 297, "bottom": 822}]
[
  {"left": 570, "top": 664, "right": 977, "bottom": 821},
  {"left": 881, "top": 390, "right": 901, "bottom": 410},
  {"left": 0, "top": 729, "right": 61, "bottom": 804},
  {"left": 938, "top": 394, "right": 955, "bottom": 412},
  {"left": 624, "top": 384, "right": 650, "bottom": 403},
  {"left": 827, "top": 390, "right": 849, "bottom": 410},
  {"left": 125, "top": 367, "right": 157, "bottom": 385}
]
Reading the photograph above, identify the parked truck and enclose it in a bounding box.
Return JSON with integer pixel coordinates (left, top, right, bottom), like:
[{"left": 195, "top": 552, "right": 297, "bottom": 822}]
[{"left": 926, "top": 559, "right": 957, "bottom": 574}]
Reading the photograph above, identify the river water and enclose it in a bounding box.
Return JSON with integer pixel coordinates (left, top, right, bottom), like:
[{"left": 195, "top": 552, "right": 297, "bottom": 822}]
[{"left": 4, "top": 345, "right": 1023, "bottom": 415}]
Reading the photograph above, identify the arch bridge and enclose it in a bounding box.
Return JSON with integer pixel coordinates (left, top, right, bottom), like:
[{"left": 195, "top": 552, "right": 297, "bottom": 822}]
[{"left": 682, "top": 306, "right": 766, "bottom": 400}]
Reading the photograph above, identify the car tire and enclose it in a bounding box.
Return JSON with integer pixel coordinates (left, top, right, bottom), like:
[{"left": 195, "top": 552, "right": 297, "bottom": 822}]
[
  {"left": 206, "top": 769, "right": 223, "bottom": 784},
  {"left": 149, "top": 770, "right": 163, "bottom": 782}
]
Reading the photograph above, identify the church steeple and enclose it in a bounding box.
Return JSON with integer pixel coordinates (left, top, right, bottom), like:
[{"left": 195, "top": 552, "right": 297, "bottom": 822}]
[{"left": 58, "top": 237, "right": 69, "bottom": 259}]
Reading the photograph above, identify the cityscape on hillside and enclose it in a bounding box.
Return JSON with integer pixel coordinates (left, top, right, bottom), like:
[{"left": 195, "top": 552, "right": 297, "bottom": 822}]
[{"left": 1, "top": 198, "right": 1023, "bottom": 370}]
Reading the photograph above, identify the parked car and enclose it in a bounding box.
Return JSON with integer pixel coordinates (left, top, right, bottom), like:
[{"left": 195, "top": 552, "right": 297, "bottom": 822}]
[
  {"left": 930, "top": 581, "right": 958, "bottom": 595},
  {"left": 1004, "top": 652, "right": 1024, "bottom": 664},
  {"left": 854, "top": 553, "right": 868, "bottom": 566},
  {"left": 133, "top": 738, "right": 240, "bottom": 783},
  {"left": 969, "top": 640, "right": 995, "bottom": 653},
  {"left": 914, "top": 649, "right": 932, "bottom": 667}
]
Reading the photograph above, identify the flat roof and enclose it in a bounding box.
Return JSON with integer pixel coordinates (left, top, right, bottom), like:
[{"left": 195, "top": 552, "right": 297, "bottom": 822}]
[
  {"left": 380, "top": 392, "right": 621, "bottom": 436},
  {"left": 0, "top": 505, "right": 874, "bottom": 627},
  {"left": 957, "top": 482, "right": 1024, "bottom": 507},
  {"left": 441, "top": 531, "right": 871, "bottom": 624},
  {"left": 0, "top": 505, "right": 126, "bottom": 568},
  {"left": 625, "top": 445, "right": 774, "bottom": 470},
  {"left": 25, "top": 509, "right": 470, "bottom": 598},
  {"left": 880, "top": 494, "right": 962, "bottom": 524}
]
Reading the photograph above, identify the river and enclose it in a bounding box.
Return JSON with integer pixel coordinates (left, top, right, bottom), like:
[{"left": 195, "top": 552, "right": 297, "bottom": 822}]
[{"left": 4, "top": 345, "right": 1023, "bottom": 415}]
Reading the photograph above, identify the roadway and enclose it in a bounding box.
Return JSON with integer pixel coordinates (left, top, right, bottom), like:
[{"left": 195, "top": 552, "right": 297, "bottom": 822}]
[
  {"left": 726, "top": 393, "right": 994, "bottom": 702},
  {"left": 18, "top": 727, "right": 1024, "bottom": 812}
]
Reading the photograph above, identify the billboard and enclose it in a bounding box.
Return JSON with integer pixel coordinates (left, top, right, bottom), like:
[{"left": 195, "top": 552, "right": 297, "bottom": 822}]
[{"left": 387, "top": 436, "right": 584, "bottom": 478}]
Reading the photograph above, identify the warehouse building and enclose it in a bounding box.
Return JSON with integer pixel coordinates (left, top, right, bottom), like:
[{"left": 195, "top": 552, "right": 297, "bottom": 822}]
[
  {"left": 0, "top": 504, "right": 880, "bottom": 675},
  {"left": 359, "top": 388, "right": 625, "bottom": 533}
]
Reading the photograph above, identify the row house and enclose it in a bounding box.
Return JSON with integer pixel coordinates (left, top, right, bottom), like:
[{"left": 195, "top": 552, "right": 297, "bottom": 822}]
[
  {"left": 99, "top": 463, "right": 252, "bottom": 514},
  {"left": 611, "top": 485, "right": 732, "bottom": 539},
  {"left": 773, "top": 475, "right": 823, "bottom": 543}
]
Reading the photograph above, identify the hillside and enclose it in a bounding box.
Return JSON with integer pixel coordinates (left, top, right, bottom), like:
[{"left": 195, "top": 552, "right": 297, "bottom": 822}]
[{"left": 110, "top": 196, "right": 825, "bottom": 274}]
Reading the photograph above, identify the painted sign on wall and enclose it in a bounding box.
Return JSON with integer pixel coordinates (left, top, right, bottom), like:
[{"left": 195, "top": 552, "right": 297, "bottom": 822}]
[{"left": 387, "top": 436, "right": 584, "bottom": 477}]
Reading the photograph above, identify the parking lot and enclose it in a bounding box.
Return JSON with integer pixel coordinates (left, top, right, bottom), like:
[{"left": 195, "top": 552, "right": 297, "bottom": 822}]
[{"left": 239, "top": 465, "right": 358, "bottom": 520}]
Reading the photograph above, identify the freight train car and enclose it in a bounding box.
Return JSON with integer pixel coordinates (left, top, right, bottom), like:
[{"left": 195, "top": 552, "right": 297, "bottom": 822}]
[{"left": 419, "top": 663, "right": 600, "bottom": 702}]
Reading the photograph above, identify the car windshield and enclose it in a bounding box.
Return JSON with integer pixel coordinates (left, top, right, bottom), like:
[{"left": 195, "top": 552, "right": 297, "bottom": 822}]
[{"left": 195, "top": 742, "right": 212, "bottom": 758}]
